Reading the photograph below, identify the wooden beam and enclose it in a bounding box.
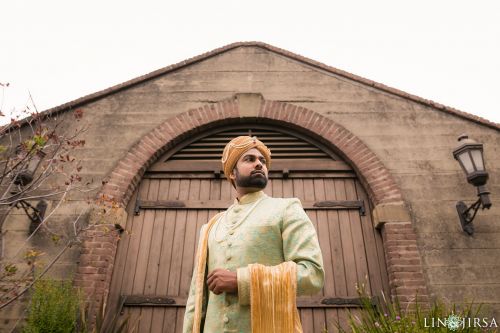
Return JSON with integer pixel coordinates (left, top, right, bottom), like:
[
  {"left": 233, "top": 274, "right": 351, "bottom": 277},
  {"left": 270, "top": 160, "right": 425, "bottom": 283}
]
[
  {"left": 297, "top": 296, "right": 378, "bottom": 308},
  {"left": 148, "top": 159, "right": 353, "bottom": 173},
  {"left": 122, "top": 295, "right": 186, "bottom": 307},
  {"left": 135, "top": 200, "right": 365, "bottom": 214},
  {"left": 143, "top": 171, "right": 356, "bottom": 179},
  {"left": 120, "top": 295, "right": 377, "bottom": 308}
]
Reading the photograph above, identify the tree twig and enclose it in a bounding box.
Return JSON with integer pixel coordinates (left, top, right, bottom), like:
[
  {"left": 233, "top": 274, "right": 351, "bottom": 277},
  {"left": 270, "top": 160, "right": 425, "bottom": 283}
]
[{"left": 0, "top": 240, "right": 71, "bottom": 310}]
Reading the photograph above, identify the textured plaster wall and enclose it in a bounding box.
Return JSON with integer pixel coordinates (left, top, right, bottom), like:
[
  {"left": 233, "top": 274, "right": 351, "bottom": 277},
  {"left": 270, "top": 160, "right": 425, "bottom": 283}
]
[{"left": 1, "top": 46, "right": 499, "bottom": 329}]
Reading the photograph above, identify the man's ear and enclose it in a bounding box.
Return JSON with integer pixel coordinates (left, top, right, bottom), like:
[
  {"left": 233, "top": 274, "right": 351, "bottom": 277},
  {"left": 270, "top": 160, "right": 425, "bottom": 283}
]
[{"left": 229, "top": 168, "right": 236, "bottom": 181}]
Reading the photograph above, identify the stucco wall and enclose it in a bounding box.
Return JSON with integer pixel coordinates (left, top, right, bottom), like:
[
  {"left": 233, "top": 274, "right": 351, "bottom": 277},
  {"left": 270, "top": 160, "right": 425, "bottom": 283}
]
[
  {"left": 1, "top": 46, "right": 499, "bottom": 330},
  {"left": 80, "top": 47, "right": 500, "bottom": 314}
]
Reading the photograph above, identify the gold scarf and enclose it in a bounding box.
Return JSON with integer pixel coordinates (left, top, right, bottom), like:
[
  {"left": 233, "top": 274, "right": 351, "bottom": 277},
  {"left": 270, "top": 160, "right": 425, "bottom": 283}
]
[
  {"left": 192, "top": 215, "right": 302, "bottom": 333},
  {"left": 249, "top": 262, "right": 303, "bottom": 333},
  {"left": 192, "top": 212, "right": 223, "bottom": 333}
]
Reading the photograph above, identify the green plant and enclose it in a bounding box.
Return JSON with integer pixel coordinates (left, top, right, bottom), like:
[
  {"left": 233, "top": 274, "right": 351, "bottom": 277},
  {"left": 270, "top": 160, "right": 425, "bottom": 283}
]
[
  {"left": 78, "top": 297, "right": 134, "bottom": 333},
  {"left": 22, "top": 278, "right": 136, "bottom": 333},
  {"left": 335, "top": 285, "right": 498, "bottom": 333},
  {"left": 0, "top": 96, "right": 93, "bottom": 311},
  {"left": 23, "top": 279, "right": 80, "bottom": 333}
]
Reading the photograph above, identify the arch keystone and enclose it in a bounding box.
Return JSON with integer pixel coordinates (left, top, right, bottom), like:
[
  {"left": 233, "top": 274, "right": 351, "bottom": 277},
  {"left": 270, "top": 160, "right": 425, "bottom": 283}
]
[{"left": 236, "top": 93, "right": 263, "bottom": 118}]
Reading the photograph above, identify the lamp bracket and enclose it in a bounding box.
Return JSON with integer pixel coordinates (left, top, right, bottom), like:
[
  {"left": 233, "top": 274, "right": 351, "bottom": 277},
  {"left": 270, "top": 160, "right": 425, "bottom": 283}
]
[
  {"left": 14, "top": 200, "right": 48, "bottom": 235},
  {"left": 456, "top": 200, "right": 481, "bottom": 235},
  {"left": 15, "top": 200, "right": 43, "bottom": 224}
]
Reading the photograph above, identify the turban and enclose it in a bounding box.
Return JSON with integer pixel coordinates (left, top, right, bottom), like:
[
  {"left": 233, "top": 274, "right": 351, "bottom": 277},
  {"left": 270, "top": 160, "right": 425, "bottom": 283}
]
[{"left": 221, "top": 136, "right": 272, "bottom": 186}]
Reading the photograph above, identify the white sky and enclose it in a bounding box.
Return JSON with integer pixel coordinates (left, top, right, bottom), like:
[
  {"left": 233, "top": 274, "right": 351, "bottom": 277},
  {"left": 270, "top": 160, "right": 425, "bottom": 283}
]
[{"left": 1, "top": 0, "right": 499, "bottom": 125}]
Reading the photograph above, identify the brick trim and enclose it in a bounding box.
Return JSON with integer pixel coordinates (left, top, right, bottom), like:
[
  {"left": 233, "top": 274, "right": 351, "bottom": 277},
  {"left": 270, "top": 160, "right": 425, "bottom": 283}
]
[
  {"left": 381, "top": 222, "right": 430, "bottom": 309},
  {"left": 258, "top": 99, "right": 403, "bottom": 205},
  {"left": 78, "top": 96, "right": 429, "bottom": 315},
  {"left": 100, "top": 98, "right": 403, "bottom": 207},
  {"left": 99, "top": 97, "right": 240, "bottom": 206},
  {"left": 73, "top": 225, "right": 121, "bottom": 319}
]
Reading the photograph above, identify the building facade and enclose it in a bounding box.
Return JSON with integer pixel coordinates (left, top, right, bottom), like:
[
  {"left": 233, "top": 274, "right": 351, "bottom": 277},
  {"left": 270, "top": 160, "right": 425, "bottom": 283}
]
[{"left": 1, "top": 42, "right": 499, "bottom": 332}]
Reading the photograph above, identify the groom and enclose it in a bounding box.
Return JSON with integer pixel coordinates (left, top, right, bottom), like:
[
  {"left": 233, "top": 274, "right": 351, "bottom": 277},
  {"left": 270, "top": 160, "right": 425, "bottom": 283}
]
[{"left": 183, "top": 135, "right": 324, "bottom": 333}]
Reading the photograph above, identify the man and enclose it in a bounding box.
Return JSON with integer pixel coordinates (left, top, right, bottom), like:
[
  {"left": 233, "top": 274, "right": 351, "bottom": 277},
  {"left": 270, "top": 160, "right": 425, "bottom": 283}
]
[{"left": 183, "top": 136, "right": 324, "bottom": 333}]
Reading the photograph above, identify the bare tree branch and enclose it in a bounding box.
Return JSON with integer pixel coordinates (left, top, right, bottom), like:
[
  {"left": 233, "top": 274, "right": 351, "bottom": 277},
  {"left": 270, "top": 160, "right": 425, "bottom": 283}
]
[{"left": 0, "top": 241, "right": 71, "bottom": 310}]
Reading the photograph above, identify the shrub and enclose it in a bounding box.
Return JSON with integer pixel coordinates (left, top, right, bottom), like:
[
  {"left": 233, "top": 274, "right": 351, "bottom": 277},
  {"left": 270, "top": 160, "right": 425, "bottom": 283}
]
[
  {"left": 23, "top": 279, "right": 80, "bottom": 333},
  {"left": 336, "top": 287, "right": 498, "bottom": 333}
]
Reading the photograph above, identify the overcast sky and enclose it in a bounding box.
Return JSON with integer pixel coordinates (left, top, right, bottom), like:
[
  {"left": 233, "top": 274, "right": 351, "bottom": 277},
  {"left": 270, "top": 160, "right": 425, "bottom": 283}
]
[{"left": 1, "top": 1, "right": 499, "bottom": 125}]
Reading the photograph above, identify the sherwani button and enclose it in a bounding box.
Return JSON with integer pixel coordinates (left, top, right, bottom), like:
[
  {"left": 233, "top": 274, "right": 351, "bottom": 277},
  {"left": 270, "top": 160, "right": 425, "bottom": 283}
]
[
  {"left": 223, "top": 316, "right": 229, "bottom": 323},
  {"left": 229, "top": 230, "right": 234, "bottom": 235}
]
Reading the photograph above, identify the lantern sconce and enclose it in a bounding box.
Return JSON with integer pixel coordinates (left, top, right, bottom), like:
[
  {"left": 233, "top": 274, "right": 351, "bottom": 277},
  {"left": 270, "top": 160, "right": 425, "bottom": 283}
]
[
  {"left": 452, "top": 134, "right": 492, "bottom": 235},
  {"left": 11, "top": 148, "right": 48, "bottom": 234}
]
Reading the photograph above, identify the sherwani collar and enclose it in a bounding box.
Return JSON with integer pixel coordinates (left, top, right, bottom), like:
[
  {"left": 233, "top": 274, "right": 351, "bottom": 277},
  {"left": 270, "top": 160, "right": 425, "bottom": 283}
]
[{"left": 234, "top": 190, "right": 267, "bottom": 205}]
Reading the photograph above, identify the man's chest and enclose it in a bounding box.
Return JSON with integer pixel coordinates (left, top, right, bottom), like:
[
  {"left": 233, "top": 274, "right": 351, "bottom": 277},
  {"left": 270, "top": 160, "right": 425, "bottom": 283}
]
[{"left": 207, "top": 199, "right": 287, "bottom": 269}]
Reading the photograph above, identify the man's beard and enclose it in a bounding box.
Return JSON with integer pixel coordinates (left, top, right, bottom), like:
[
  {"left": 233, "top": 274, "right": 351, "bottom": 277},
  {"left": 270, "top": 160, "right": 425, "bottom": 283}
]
[{"left": 234, "top": 169, "right": 268, "bottom": 189}]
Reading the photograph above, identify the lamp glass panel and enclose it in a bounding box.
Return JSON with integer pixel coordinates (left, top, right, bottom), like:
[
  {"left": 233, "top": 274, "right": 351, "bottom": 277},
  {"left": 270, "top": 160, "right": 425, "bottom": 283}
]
[
  {"left": 27, "top": 155, "right": 40, "bottom": 173},
  {"left": 27, "top": 157, "right": 38, "bottom": 172},
  {"left": 470, "top": 149, "right": 485, "bottom": 171},
  {"left": 458, "top": 151, "right": 475, "bottom": 174}
]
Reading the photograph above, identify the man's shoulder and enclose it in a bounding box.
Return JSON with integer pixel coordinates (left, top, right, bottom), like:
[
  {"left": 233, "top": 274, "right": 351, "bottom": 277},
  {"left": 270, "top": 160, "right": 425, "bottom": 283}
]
[{"left": 265, "top": 196, "right": 302, "bottom": 207}]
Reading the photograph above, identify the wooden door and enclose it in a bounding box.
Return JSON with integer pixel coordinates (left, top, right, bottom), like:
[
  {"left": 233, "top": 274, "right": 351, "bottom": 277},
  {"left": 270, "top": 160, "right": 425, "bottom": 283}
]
[{"left": 106, "top": 126, "right": 390, "bottom": 333}]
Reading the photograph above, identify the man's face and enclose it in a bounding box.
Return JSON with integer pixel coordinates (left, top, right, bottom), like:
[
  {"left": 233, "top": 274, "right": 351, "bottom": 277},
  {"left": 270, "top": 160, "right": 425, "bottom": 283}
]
[{"left": 230, "top": 148, "right": 268, "bottom": 189}]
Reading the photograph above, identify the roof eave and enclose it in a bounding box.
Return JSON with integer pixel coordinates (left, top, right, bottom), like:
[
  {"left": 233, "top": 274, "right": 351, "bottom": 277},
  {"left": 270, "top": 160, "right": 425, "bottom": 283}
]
[{"left": 8, "top": 41, "right": 499, "bottom": 132}]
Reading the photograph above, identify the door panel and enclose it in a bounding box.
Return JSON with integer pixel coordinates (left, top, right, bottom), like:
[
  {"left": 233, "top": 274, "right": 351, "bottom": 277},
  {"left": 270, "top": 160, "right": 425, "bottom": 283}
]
[
  {"left": 107, "top": 175, "right": 388, "bottom": 333},
  {"left": 105, "top": 119, "right": 390, "bottom": 333}
]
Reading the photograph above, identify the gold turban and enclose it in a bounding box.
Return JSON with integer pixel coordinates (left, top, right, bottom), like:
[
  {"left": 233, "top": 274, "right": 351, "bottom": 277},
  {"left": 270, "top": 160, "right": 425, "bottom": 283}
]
[{"left": 221, "top": 136, "right": 272, "bottom": 186}]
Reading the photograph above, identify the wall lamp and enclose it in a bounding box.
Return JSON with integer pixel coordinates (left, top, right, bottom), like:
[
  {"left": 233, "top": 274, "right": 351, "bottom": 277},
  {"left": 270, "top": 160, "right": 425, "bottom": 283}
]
[
  {"left": 14, "top": 148, "right": 46, "bottom": 186},
  {"left": 452, "top": 134, "right": 492, "bottom": 235},
  {"left": 11, "top": 148, "right": 47, "bottom": 234}
]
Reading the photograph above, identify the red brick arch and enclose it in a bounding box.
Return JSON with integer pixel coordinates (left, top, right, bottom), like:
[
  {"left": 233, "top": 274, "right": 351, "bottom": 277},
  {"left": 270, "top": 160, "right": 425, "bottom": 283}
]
[
  {"left": 99, "top": 97, "right": 240, "bottom": 207},
  {"left": 77, "top": 95, "right": 428, "bottom": 316},
  {"left": 100, "top": 97, "right": 402, "bottom": 207}
]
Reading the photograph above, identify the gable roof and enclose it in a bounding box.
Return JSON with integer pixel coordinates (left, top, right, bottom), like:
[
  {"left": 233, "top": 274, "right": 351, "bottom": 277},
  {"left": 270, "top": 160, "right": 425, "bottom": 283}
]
[{"left": 10, "top": 42, "right": 500, "bottom": 131}]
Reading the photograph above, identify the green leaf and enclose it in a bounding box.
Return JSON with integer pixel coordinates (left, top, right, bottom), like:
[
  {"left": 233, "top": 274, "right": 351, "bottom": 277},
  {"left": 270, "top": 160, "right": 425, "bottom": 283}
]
[
  {"left": 4, "top": 264, "right": 18, "bottom": 276},
  {"left": 33, "top": 135, "right": 47, "bottom": 147}
]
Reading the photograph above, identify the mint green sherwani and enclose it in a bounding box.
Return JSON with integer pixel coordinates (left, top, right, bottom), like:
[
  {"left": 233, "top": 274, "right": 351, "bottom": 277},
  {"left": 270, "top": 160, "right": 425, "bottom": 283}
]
[{"left": 182, "top": 191, "right": 324, "bottom": 333}]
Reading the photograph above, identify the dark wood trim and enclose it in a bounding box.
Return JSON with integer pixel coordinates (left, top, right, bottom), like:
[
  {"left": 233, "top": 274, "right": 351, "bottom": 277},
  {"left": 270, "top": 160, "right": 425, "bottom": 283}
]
[
  {"left": 134, "top": 199, "right": 365, "bottom": 215},
  {"left": 120, "top": 295, "right": 378, "bottom": 308},
  {"left": 148, "top": 159, "right": 353, "bottom": 173},
  {"left": 143, "top": 171, "right": 356, "bottom": 180},
  {"left": 314, "top": 200, "right": 366, "bottom": 215},
  {"left": 170, "top": 153, "right": 329, "bottom": 159},
  {"left": 297, "top": 296, "right": 378, "bottom": 308},
  {"left": 137, "top": 199, "right": 365, "bottom": 210},
  {"left": 121, "top": 295, "right": 186, "bottom": 307},
  {"left": 189, "top": 141, "right": 312, "bottom": 147},
  {"left": 150, "top": 124, "right": 348, "bottom": 165}
]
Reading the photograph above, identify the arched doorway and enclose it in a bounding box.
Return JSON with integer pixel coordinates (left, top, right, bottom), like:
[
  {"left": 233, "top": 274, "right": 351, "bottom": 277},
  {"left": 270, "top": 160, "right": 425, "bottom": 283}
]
[{"left": 106, "top": 124, "right": 390, "bottom": 332}]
